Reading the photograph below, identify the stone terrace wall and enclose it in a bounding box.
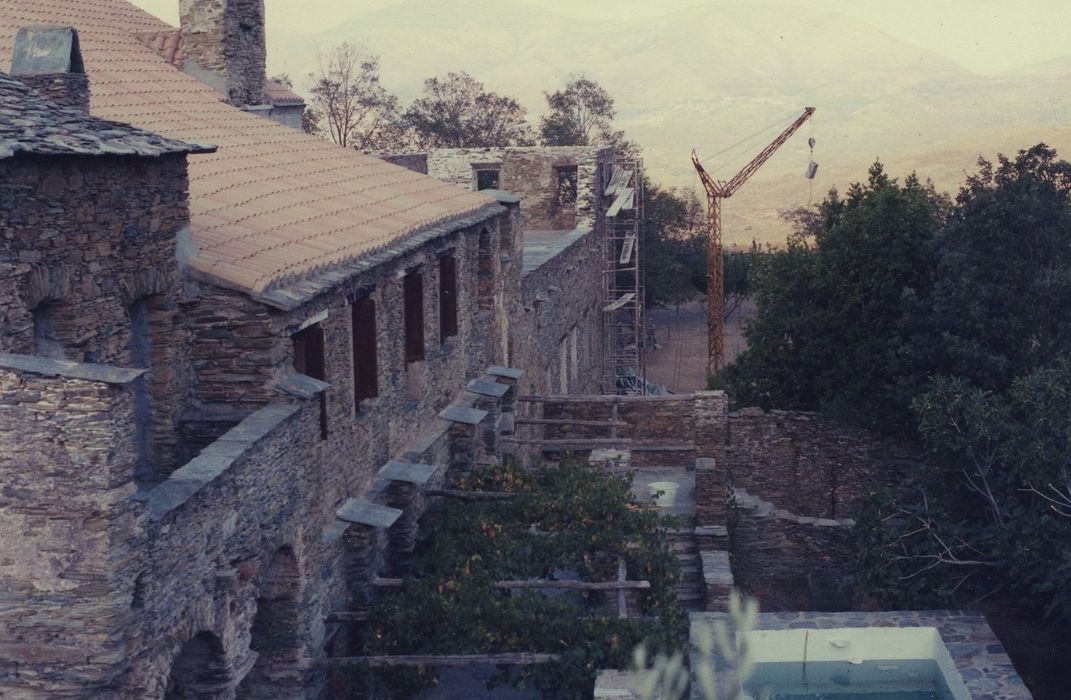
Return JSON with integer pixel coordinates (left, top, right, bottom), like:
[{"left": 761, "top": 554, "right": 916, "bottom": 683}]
[
  {"left": 525, "top": 391, "right": 728, "bottom": 469},
  {"left": 0, "top": 154, "right": 194, "bottom": 474},
  {"left": 725, "top": 407, "right": 918, "bottom": 520},
  {"left": 514, "top": 227, "right": 604, "bottom": 396},
  {"left": 729, "top": 487, "right": 855, "bottom": 607},
  {"left": 0, "top": 357, "right": 144, "bottom": 696}
]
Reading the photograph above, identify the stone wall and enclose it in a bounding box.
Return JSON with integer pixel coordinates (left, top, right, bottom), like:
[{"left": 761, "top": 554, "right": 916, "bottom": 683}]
[
  {"left": 523, "top": 391, "right": 729, "bottom": 468},
  {"left": 0, "top": 153, "right": 194, "bottom": 477},
  {"left": 0, "top": 357, "right": 144, "bottom": 696},
  {"left": 182, "top": 205, "right": 516, "bottom": 481},
  {"left": 424, "top": 146, "right": 608, "bottom": 231},
  {"left": 11, "top": 72, "right": 90, "bottom": 114},
  {"left": 729, "top": 487, "right": 855, "bottom": 609},
  {"left": 725, "top": 407, "right": 918, "bottom": 520},
  {"left": 0, "top": 347, "right": 520, "bottom": 697},
  {"left": 513, "top": 227, "right": 604, "bottom": 396}
]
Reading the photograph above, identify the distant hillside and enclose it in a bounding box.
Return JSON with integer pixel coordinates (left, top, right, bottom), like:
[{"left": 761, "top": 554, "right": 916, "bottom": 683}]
[{"left": 266, "top": 0, "right": 1071, "bottom": 246}]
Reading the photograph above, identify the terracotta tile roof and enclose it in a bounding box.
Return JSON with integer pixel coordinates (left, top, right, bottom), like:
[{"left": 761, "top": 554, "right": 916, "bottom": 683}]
[
  {"left": 264, "top": 79, "right": 304, "bottom": 106},
  {"left": 0, "top": 71, "right": 212, "bottom": 159},
  {"left": 0, "top": 0, "right": 494, "bottom": 294}
]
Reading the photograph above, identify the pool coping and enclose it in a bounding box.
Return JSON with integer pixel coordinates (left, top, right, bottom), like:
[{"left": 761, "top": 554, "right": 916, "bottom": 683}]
[{"left": 689, "top": 610, "right": 1033, "bottom": 700}]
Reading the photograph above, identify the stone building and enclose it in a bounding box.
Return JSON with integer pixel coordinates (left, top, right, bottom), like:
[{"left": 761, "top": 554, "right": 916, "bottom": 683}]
[
  {"left": 381, "top": 146, "right": 632, "bottom": 396},
  {"left": 0, "top": 1, "right": 523, "bottom": 696}
]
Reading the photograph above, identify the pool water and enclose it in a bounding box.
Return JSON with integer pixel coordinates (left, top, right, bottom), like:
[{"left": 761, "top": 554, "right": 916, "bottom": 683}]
[{"left": 746, "top": 659, "right": 957, "bottom": 700}]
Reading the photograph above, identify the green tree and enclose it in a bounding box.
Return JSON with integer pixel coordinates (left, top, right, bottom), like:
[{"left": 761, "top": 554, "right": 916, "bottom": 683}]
[
  {"left": 540, "top": 76, "right": 616, "bottom": 146},
  {"left": 540, "top": 75, "right": 637, "bottom": 156},
  {"left": 642, "top": 182, "right": 707, "bottom": 308},
  {"left": 305, "top": 43, "right": 406, "bottom": 149},
  {"left": 902, "top": 144, "right": 1071, "bottom": 396},
  {"left": 861, "top": 366, "right": 1071, "bottom": 620},
  {"left": 404, "top": 72, "right": 533, "bottom": 148},
  {"left": 722, "top": 163, "right": 947, "bottom": 431}
]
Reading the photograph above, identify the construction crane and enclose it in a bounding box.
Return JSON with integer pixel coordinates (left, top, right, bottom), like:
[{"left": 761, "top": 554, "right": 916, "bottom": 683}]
[{"left": 692, "top": 106, "right": 816, "bottom": 374}]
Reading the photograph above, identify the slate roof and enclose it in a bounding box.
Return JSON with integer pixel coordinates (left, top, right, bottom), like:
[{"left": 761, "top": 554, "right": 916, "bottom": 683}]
[
  {"left": 0, "top": 71, "right": 210, "bottom": 159},
  {"left": 0, "top": 0, "right": 495, "bottom": 295}
]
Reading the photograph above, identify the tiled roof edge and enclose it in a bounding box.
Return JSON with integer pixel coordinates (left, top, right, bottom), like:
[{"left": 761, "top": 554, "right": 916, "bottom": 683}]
[{"left": 189, "top": 201, "right": 505, "bottom": 310}]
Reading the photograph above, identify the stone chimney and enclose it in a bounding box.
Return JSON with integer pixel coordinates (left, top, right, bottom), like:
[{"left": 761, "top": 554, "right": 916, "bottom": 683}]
[
  {"left": 179, "top": 0, "right": 267, "bottom": 107},
  {"left": 11, "top": 26, "right": 90, "bottom": 114}
]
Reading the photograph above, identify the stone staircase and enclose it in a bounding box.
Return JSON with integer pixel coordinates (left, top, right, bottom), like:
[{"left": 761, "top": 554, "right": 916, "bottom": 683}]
[{"left": 668, "top": 521, "right": 705, "bottom": 613}]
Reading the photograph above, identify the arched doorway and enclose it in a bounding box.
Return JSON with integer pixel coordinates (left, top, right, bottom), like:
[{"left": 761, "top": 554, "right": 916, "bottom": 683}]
[{"left": 164, "top": 631, "right": 230, "bottom": 699}]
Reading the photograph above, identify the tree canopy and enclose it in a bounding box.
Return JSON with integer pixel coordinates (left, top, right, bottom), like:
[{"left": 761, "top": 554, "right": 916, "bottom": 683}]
[
  {"left": 404, "top": 71, "right": 534, "bottom": 148},
  {"left": 723, "top": 145, "right": 1071, "bottom": 622},
  {"left": 540, "top": 76, "right": 616, "bottom": 146},
  {"left": 721, "top": 162, "right": 948, "bottom": 431},
  {"left": 304, "top": 43, "right": 406, "bottom": 150}
]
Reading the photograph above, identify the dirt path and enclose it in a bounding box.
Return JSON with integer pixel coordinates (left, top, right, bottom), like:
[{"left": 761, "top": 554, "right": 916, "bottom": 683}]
[{"left": 645, "top": 299, "right": 754, "bottom": 393}]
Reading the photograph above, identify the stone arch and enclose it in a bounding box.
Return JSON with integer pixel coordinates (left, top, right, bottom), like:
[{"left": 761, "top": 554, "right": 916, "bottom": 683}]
[
  {"left": 164, "top": 631, "right": 231, "bottom": 699},
  {"left": 236, "top": 546, "right": 304, "bottom": 698}
]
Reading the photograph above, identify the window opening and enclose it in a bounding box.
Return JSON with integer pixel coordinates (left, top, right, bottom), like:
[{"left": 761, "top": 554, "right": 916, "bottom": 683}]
[
  {"left": 32, "top": 304, "right": 66, "bottom": 359},
  {"left": 292, "top": 323, "right": 328, "bottom": 439},
  {"left": 553, "top": 165, "right": 578, "bottom": 212},
  {"left": 351, "top": 297, "right": 378, "bottom": 411},
  {"left": 477, "top": 229, "right": 495, "bottom": 311},
  {"left": 403, "top": 271, "right": 425, "bottom": 363},
  {"left": 476, "top": 169, "right": 500, "bottom": 191},
  {"left": 439, "top": 254, "right": 458, "bottom": 342}
]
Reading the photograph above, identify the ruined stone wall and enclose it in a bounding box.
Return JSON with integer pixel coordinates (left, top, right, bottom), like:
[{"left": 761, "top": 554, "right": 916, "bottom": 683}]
[
  {"left": 0, "top": 359, "right": 144, "bottom": 696},
  {"left": 729, "top": 487, "right": 856, "bottom": 609},
  {"left": 0, "top": 153, "right": 194, "bottom": 475},
  {"left": 724, "top": 408, "right": 918, "bottom": 520},
  {"left": 514, "top": 228, "right": 604, "bottom": 397},
  {"left": 523, "top": 392, "right": 729, "bottom": 469},
  {"left": 425, "top": 146, "right": 607, "bottom": 230}
]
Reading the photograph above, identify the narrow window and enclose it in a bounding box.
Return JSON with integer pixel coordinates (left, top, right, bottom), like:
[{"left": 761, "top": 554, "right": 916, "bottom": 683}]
[
  {"left": 32, "top": 304, "right": 65, "bottom": 360},
  {"left": 439, "top": 254, "right": 458, "bottom": 342},
  {"left": 559, "top": 335, "right": 569, "bottom": 395},
  {"left": 351, "top": 297, "right": 378, "bottom": 411},
  {"left": 477, "top": 229, "right": 495, "bottom": 311},
  {"left": 569, "top": 326, "right": 579, "bottom": 384},
  {"left": 292, "top": 323, "right": 327, "bottom": 439},
  {"left": 403, "top": 271, "right": 425, "bottom": 363},
  {"left": 476, "top": 169, "right": 500, "bottom": 191},
  {"left": 552, "top": 165, "right": 578, "bottom": 213}
]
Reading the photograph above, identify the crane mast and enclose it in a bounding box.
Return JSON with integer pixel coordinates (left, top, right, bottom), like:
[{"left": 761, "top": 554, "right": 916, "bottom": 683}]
[{"left": 692, "top": 106, "right": 815, "bottom": 374}]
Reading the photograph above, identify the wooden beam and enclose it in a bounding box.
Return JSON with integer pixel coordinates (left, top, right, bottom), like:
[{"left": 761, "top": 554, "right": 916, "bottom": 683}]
[
  {"left": 319, "top": 652, "right": 560, "bottom": 668},
  {"left": 501, "top": 438, "right": 631, "bottom": 447},
  {"left": 325, "top": 611, "right": 371, "bottom": 622},
  {"left": 513, "top": 418, "right": 625, "bottom": 427},
  {"left": 427, "top": 489, "right": 527, "bottom": 501},
  {"left": 372, "top": 577, "right": 650, "bottom": 591}
]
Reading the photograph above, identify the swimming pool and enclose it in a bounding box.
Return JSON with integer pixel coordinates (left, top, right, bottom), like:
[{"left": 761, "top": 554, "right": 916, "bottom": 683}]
[{"left": 741, "top": 628, "right": 971, "bottom": 700}]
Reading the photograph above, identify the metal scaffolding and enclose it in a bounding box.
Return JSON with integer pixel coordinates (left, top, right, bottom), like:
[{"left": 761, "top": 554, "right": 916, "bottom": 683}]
[{"left": 601, "top": 158, "right": 645, "bottom": 394}]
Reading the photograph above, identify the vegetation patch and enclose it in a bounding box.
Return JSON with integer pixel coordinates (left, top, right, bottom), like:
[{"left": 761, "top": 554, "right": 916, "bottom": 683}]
[{"left": 358, "top": 460, "right": 685, "bottom": 698}]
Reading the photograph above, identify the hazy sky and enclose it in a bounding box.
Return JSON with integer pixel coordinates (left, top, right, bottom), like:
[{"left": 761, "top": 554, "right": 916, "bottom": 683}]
[{"left": 132, "top": 0, "right": 1071, "bottom": 75}]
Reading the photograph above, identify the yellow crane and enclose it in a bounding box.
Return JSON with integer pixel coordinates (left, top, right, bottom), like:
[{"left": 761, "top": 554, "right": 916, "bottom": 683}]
[{"left": 692, "top": 106, "right": 816, "bottom": 373}]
